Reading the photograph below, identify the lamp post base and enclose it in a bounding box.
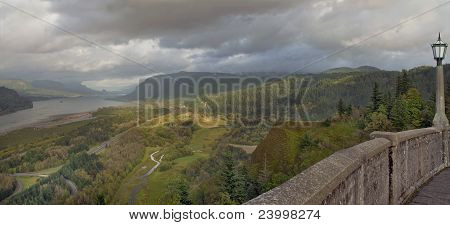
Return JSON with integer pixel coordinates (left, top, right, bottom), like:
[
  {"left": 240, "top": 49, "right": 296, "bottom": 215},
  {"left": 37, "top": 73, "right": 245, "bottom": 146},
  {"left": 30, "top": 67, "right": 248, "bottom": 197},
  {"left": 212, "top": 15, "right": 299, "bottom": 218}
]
[{"left": 433, "top": 113, "right": 449, "bottom": 131}]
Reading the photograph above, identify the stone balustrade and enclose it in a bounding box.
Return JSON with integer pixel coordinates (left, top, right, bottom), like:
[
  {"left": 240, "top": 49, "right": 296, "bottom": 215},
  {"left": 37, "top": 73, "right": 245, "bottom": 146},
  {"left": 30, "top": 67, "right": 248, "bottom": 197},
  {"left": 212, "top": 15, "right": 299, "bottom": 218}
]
[{"left": 246, "top": 127, "right": 449, "bottom": 205}]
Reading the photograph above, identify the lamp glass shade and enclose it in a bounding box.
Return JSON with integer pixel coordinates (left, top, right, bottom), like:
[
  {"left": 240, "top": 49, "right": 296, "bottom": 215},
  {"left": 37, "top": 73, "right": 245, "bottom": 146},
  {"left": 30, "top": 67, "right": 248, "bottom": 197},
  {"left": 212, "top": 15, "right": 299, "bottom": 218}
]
[{"left": 432, "top": 34, "right": 448, "bottom": 60}]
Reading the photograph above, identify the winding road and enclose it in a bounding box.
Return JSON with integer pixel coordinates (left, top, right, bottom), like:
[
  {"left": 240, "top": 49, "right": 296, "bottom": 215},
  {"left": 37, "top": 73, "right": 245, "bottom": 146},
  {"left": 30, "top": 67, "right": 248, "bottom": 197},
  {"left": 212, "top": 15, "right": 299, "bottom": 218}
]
[
  {"left": 129, "top": 151, "right": 164, "bottom": 204},
  {"left": 141, "top": 151, "right": 164, "bottom": 178},
  {"left": 8, "top": 171, "right": 78, "bottom": 197}
]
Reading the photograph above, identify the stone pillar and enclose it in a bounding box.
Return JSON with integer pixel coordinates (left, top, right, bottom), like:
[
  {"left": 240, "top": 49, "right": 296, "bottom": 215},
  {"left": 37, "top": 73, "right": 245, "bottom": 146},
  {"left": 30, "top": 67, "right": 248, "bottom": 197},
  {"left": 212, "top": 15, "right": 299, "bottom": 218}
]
[{"left": 433, "top": 60, "right": 449, "bottom": 131}]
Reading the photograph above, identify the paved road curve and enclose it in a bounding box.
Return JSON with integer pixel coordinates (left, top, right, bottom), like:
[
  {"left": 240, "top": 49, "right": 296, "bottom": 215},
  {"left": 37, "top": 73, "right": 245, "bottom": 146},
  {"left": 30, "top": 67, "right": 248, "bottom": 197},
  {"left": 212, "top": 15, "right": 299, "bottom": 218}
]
[
  {"left": 129, "top": 151, "right": 164, "bottom": 204},
  {"left": 10, "top": 172, "right": 78, "bottom": 196},
  {"left": 409, "top": 168, "right": 450, "bottom": 205},
  {"left": 141, "top": 151, "right": 164, "bottom": 178}
]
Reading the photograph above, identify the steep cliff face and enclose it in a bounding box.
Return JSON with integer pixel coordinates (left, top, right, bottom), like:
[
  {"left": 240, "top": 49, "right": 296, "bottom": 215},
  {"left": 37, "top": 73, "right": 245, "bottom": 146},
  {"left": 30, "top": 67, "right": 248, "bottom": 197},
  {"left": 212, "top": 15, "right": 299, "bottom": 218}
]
[{"left": 0, "top": 87, "right": 33, "bottom": 116}]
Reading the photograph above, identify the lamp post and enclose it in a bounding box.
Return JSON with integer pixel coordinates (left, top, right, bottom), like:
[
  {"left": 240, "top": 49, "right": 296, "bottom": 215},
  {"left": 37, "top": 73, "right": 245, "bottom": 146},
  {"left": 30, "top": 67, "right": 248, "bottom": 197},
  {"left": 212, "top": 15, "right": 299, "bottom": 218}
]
[{"left": 432, "top": 33, "right": 449, "bottom": 130}]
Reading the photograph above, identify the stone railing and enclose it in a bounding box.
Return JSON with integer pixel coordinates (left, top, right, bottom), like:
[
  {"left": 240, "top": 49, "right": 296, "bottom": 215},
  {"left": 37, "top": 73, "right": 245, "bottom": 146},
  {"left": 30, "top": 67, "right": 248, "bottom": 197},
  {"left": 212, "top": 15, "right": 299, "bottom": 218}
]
[{"left": 246, "top": 127, "right": 449, "bottom": 205}]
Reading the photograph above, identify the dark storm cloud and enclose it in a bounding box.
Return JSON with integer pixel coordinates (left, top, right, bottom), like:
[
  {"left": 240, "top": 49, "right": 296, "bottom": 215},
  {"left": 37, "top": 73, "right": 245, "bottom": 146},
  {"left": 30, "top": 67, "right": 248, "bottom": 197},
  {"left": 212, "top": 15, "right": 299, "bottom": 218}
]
[
  {"left": 47, "top": 0, "right": 301, "bottom": 42},
  {"left": 1, "top": 0, "right": 449, "bottom": 90}
]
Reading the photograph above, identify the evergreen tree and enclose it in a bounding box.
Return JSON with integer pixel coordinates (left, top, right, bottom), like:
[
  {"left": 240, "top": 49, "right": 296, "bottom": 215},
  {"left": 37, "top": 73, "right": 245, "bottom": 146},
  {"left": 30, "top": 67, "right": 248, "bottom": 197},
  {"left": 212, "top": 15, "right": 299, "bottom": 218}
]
[
  {"left": 220, "top": 152, "right": 236, "bottom": 195},
  {"left": 396, "top": 70, "right": 410, "bottom": 97},
  {"left": 371, "top": 83, "right": 382, "bottom": 112},
  {"left": 337, "top": 99, "right": 345, "bottom": 117},
  {"left": 345, "top": 104, "right": 352, "bottom": 116},
  {"left": 231, "top": 167, "right": 249, "bottom": 204},
  {"left": 401, "top": 70, "right": 410, "bottom": 92},
  {"left": 177, "top": 180, "right": 192, "bottom": 205},
  {"left": 382, "top": 92, "right": 393, "bottom": 119},
  {"left": 395, "top": 76, "right": 402, "bottom": 98}
]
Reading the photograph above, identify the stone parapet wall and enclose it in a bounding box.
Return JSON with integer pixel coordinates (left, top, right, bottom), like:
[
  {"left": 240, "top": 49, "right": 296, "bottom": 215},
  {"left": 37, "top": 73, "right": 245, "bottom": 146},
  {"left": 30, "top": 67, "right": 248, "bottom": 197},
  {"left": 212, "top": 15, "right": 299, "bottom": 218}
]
[{"left": 246, "top": 127, "right": 449, "bottom": 205}]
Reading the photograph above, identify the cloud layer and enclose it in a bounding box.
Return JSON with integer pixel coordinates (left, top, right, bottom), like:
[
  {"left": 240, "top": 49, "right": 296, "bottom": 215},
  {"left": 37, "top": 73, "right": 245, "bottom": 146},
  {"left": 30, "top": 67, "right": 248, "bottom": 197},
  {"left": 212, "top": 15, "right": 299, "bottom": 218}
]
[{"left": 0, "top": 0, "right": 449, "bottom": 90}]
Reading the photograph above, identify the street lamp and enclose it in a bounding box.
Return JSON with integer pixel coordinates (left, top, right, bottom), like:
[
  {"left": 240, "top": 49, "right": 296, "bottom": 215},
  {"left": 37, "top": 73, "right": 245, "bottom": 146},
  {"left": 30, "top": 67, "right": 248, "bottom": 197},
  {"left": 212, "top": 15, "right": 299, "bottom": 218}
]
[
  {"left": 432, "top": 33, "right": 448, "bottom": 64},
  {"left": 432, "top": 33, "right": 449, "bottom": 130}
]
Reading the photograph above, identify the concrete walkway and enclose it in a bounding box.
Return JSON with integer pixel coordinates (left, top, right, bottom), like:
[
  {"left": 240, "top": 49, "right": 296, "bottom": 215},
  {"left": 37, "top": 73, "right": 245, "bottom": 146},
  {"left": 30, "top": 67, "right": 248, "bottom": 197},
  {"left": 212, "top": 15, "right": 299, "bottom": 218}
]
[{"left": 409, "top": 168, "right": 450, "bottom": 205}]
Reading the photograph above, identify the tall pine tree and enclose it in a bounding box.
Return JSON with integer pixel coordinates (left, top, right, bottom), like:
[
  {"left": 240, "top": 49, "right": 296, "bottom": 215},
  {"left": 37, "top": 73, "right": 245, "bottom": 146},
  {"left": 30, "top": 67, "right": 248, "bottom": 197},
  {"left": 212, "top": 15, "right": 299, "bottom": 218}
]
[
  {"left": 371, "top": 83, "right": 382, "bottom": 112},
  {"left": 337, "top": 99, "right": 345, "bottom": 117},
  {"left": 382, "top": 91, "right": 393, "bottom": 119},
  {"left": 396, "top": 70, "right": 410, "bottom": 97}
]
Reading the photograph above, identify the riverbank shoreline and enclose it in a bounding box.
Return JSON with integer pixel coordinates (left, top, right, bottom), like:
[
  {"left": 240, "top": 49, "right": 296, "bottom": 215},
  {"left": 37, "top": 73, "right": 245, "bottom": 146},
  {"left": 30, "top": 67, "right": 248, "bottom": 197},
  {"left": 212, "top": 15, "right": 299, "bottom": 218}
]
[
  {"left": 0, "top": 96, "right": 129, "bottom": 135},
  {"left": 0, "top": 111, "right": 95, "bottom": 135}
]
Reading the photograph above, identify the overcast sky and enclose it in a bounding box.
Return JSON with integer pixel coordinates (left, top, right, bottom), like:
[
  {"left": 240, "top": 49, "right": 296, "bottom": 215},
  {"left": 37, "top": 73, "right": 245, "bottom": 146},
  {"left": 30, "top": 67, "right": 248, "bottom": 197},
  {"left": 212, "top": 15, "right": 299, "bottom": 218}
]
[{"left": 0, "top": 0, "right": 449, "bottom": 90}]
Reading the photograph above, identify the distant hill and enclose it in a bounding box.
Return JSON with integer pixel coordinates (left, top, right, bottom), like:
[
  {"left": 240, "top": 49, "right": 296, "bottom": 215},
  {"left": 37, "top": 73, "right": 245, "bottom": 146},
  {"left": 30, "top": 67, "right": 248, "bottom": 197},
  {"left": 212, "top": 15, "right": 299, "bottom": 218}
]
[
  {"left": 31, "top": 80, "right": 102, "bottom": 95},
  {"left": 0, "top": 79, "right": 101, "bottom": 99},
  {"left": 356, "top": 66, "right": 381, "bottom": 72},
  {"left": 0, "top": 87, "right": 33, "bottom": 115},
  {"left": 117, "top": 71, "right": 239, "bottom": 101},
  {"left": 323, "top": 66, "right": 380, "bottom": 74}
]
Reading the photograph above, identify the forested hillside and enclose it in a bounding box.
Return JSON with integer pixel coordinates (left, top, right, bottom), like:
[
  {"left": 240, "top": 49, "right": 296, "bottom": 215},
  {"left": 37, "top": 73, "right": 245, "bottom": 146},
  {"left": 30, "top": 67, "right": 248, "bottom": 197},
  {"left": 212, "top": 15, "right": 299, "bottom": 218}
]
[
  {"left": 0, "top": 87, "right": 33, "bottom": 116},
  {"left": 301, "top": 65, "right": 447, "bottom": 119},
  {"left": 205, "top": 65, "right": 449, "bottom": 121},
  {"left": 119, "top": 65, "right": 449, "bottom": 121}
]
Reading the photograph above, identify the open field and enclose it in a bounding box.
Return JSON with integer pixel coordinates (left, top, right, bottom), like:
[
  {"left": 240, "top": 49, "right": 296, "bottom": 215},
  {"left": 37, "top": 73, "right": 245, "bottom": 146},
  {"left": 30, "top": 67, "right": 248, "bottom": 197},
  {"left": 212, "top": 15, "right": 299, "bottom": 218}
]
[
  {"left": 13, "top": 165, "right": 63, "bottom": 191},
  {"left": 111, "top": 147, "right": 160, "bottom": 204},
  {"left": 132, "top": 127, "right": 228, "bottom": 204},
  {"left": 16, "top": 176, "right": 39, "bottom": 190},
  {"left": 136, "top": 152, "right": 206, "bottom": 204}
]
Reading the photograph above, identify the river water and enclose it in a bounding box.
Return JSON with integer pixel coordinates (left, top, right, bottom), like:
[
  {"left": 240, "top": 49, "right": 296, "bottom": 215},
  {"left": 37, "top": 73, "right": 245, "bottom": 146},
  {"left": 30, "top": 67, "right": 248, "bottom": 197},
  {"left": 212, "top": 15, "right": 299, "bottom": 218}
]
[{"left": 0, "top": 97, "right": 127, "bottom": 133}]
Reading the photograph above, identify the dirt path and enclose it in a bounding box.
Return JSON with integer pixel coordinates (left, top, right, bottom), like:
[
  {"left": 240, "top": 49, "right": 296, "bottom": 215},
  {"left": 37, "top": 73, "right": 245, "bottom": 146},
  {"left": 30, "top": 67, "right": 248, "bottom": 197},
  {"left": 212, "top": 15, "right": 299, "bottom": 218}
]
[
  {"left": 128, "top": 151, "right": 164, "bottom": 204},
  {"left": 141, "top": 151, "right": 164, "bottom": 178}
]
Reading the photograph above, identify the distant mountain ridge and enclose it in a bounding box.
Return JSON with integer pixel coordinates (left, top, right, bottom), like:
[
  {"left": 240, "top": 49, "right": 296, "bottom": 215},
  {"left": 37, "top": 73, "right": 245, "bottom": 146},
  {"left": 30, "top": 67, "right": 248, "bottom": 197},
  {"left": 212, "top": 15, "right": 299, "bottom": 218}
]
[
  {"left": 117, "top": 71, "right": 240, "bottom": 101},
  {"left": 0, "top": 79, "right": 102, "bottom": 99},
  {"left": 323, "top": 66, "right": 381, "bottom": 74},
  {"left": 31, "top": 80, "right": 102, "bottom": 95},
  {"left": 118, "top": 67, "right": 387, "bottom": 101},
  {"left": 0, "top": 87, "right": 33, "bottom": 116}
]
